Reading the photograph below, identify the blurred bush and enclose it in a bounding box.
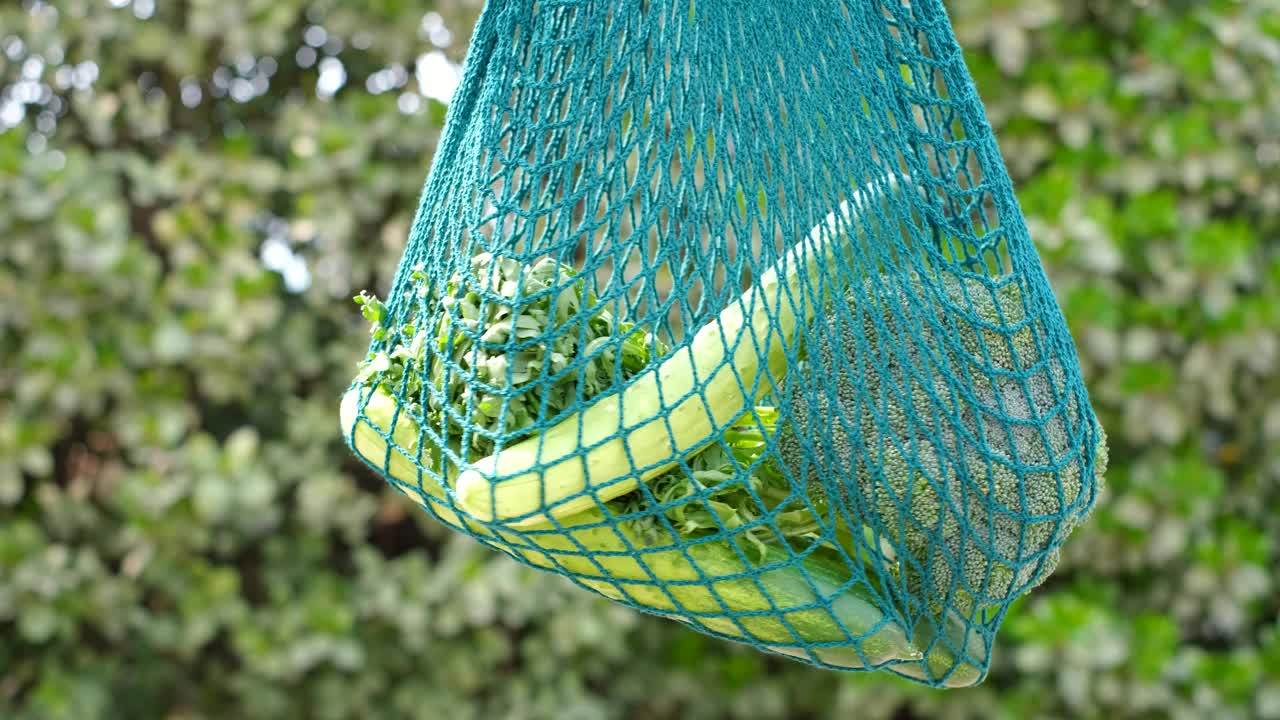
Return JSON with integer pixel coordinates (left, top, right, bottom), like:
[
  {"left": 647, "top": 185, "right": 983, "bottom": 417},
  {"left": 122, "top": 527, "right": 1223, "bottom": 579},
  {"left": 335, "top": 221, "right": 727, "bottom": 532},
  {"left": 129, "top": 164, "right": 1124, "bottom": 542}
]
[{"left": 1, "top": 1, "right": 1276, "bottom": 718}]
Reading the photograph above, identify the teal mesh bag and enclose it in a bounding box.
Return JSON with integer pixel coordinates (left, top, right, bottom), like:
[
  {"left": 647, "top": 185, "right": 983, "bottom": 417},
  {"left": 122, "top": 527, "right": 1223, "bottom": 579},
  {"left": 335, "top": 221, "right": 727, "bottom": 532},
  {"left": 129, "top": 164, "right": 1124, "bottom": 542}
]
[{"left": 341, "top": 0, "right": 1109, "bottom": 688}]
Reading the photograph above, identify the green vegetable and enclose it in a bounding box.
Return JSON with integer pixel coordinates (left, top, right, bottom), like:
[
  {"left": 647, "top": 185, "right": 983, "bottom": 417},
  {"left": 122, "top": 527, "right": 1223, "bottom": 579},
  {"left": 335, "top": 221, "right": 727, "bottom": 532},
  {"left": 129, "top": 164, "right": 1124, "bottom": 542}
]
[
  {"left": 779, "top": 272, "right": 1110, "bottom": 618},
  {"left": 352, "top": 253, "right": 659, "bottom": 461}
]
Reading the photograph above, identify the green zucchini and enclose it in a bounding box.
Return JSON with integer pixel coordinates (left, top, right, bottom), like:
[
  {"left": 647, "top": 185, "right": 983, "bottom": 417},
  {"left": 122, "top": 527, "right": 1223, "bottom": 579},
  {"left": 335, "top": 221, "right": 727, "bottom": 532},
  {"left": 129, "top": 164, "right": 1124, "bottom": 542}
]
[{"left": 341, "top": 385, "right": 937, "bottom": 671}]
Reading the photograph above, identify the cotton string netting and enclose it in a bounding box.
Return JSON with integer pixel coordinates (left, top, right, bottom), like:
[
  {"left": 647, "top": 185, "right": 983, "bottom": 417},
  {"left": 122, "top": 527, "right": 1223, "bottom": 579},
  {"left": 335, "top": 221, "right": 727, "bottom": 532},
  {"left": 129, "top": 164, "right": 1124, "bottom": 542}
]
[{"left": 340, "top": 0, "right": 1108, "bottom": 688}]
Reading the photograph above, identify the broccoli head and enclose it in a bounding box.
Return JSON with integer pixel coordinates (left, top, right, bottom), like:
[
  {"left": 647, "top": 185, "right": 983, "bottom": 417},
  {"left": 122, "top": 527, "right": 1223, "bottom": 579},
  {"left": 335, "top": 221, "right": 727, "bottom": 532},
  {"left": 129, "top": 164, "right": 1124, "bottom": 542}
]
[{"left": 778, "top": 271, "right": 1108, "bottom": 618}]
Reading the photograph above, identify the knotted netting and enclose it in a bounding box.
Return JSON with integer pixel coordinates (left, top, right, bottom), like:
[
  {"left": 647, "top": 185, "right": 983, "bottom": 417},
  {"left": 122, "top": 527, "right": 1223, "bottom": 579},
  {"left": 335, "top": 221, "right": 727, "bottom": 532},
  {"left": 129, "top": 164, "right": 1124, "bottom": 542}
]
[{"left": 340, "top": 0, "right": 1108, "bottom": 688}]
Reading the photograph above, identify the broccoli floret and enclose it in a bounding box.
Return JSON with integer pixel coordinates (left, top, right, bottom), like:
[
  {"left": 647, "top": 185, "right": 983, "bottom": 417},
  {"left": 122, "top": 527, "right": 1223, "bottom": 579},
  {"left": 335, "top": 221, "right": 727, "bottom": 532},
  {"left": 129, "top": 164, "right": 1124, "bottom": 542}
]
[{"left": 778, "top": 272, "right": 1108, "bottom": 617}]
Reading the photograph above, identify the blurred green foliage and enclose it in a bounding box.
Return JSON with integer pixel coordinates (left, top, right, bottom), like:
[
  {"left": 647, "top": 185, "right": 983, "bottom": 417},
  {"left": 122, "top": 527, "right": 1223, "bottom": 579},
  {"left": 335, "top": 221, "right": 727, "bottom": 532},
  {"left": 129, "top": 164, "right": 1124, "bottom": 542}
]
[{"left": 1, "top": 1, "right": 1278, "bottom": 718}]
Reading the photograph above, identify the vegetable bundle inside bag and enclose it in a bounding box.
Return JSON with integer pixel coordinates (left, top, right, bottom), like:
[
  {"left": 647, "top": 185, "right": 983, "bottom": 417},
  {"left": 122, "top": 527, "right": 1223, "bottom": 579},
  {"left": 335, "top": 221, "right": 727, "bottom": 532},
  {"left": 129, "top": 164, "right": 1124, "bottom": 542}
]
[
  {"left": 340, "top": 0, "right": 1108, "bottom": 688},
  {"left": 341, "top": 188, "right": 1106, "bottom": 688}
]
